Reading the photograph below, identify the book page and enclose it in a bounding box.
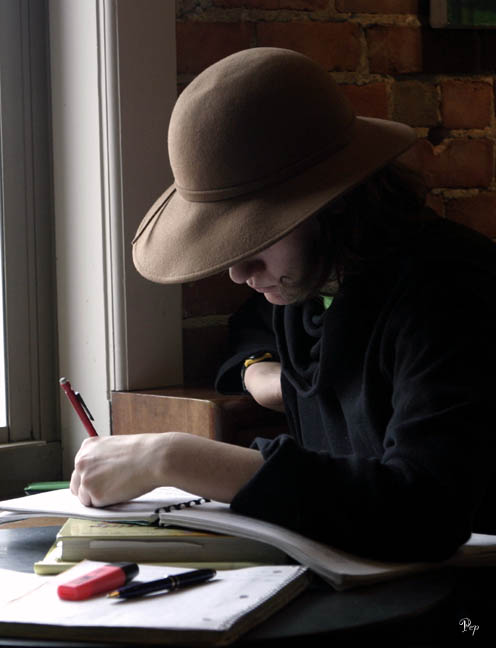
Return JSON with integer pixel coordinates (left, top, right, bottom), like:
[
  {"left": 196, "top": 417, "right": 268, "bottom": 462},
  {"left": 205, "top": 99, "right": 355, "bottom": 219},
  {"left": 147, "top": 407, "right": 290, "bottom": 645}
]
[
  {"left": 158, "top": 502, "right": 431, "bottom": 588},
  {"left": 158, "top": 504, "right": 496, "bottom": 589},
  {"left": 0, "top": 487, "right": 202, "bottom": 522},
  {"left": 0, "top": 569, "right": 50, "bottom": 605},
  {"left": 4, "top": 488, "right": 496, "bottom": 591}
]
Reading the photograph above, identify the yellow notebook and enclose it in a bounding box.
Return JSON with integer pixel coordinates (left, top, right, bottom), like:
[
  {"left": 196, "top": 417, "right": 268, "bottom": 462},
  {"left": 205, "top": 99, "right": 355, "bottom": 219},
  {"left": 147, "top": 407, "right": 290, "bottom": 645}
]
[{"left": 34, "top": 541, "right": 264, "bottom": 576}]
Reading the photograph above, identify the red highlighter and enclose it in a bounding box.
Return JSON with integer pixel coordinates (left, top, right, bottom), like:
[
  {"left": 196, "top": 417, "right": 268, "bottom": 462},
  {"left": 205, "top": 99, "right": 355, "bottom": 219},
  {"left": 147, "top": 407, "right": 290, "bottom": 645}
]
[{"left": 57, "top": 563, "right": 139, "bottom": 601}]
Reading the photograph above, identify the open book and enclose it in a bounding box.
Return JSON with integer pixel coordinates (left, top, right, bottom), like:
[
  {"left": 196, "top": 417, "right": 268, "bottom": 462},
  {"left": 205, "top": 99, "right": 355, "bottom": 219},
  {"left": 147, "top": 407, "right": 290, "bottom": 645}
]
[
  {"left": 0, "top": 561, "right": 308, "bottom": 646},
  {"left": 2, "top": 486, "right": 496, "bottom": 591}
]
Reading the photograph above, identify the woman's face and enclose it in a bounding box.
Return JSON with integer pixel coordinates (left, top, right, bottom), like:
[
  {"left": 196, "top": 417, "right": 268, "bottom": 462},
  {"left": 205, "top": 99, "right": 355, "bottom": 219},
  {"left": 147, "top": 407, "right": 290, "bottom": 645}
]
[{"left": 228, "top": 218, "right": 319, "bottom": 305}]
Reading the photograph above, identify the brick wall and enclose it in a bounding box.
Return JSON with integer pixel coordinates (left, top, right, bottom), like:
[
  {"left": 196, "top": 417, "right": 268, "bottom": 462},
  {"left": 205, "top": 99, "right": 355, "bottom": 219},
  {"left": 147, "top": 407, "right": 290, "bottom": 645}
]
[{"left": 176, "top": 0, "right": 496, "bottom": 385}]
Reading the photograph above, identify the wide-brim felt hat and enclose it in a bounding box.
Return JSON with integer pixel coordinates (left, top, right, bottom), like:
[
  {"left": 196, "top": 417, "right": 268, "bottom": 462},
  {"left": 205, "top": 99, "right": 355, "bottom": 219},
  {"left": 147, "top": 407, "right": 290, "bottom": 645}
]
[{"left": 133, "top": 47, "right": 416, "bottom": 284}]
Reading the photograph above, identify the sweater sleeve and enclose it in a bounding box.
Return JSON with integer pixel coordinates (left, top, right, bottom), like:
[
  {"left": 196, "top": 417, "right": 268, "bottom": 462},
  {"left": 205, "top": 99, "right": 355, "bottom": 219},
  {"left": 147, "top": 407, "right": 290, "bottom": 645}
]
[
  {"left": 215, "top": 293, "right": 279, "bottom": 394},
  {"left": 231, "top": 267, "right": 496, "bottom": 562}
]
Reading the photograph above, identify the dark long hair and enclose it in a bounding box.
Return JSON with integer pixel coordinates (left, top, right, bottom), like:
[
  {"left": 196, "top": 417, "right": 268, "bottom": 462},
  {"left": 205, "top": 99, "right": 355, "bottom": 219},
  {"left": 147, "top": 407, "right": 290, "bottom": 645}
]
[{"left": 280, "top": 162, "right": 434, "bottom": 303}]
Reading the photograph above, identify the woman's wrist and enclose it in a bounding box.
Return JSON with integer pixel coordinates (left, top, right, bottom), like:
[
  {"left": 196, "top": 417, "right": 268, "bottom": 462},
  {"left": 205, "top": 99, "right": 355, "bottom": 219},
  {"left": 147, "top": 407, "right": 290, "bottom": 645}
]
[
  {"left": 243, "top": 361, "right": 284, "bottom": 411},
  {"left": 155, "top": 431, "right": 263, "bottom": 503},
  {"left": 149, "top": 431, "right": 179, "bottom": 489},
  {"left": 241, "top": 352, "right": 274, "bottom": 391},
  {"left": 243, "top": 361, "right": 277, "bottom": 392}
]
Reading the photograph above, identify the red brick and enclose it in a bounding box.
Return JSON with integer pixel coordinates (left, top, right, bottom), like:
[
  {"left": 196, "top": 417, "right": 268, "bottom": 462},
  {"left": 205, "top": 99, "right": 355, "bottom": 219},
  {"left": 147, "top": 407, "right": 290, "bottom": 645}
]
[
  {"left": 336, "top": 0, "right": 418, "bottom": 12},
  {"left": 445, "top": 193, "right": 496, "bottom": 239},
  {"left": 392, "top": 80, "right": 438, "bottom": 127},
  {"left": 399, "top": 138, "right": 494, "bottom": 188},
  {"left": 367, "top": 26, "right": 422, "bottom": 74},
  {"left": 340, "top": 82, "right": 389, "bottom": 119},
  {"left": 213, "top": 0, "right": 327, "bottom": 8},
  {"left": 176, "top": 22, "right": 253, "bottom": 75},
  {"left": 441, "top": 80, "right": 493, "bottom": 130},
  {"left": 183, "top": 274, "right": 252, "bottom": 318},
  {"left": 257, "top": 21, "right": 361, "bottom": 71}
]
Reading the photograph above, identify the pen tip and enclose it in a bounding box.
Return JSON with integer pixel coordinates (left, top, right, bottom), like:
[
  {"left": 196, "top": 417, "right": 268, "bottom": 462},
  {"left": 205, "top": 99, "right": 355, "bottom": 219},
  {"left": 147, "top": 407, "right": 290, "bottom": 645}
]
[{"left": 59, "top": 377, "right": 67, "bottom": 384}]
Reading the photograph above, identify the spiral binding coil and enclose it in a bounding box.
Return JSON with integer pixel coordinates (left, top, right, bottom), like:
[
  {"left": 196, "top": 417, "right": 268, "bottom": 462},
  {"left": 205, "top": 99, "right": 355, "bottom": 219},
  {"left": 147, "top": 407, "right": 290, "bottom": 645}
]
[{"left": 156, "top": 497, "right": 211, "bottom": 514}]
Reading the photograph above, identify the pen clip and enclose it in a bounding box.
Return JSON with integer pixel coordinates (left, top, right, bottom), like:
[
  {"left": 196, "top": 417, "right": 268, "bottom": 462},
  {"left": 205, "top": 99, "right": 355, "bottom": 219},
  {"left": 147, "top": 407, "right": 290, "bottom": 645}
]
[{"left": 75, "top": 392, "right": 94, "bottom": 421}]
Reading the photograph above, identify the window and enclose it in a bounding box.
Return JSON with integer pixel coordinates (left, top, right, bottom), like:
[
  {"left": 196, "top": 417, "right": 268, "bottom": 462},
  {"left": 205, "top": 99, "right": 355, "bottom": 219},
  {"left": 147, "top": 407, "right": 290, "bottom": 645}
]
[
  {"left": 50, "top": 0, "right": 180, "bottom": 476},
  {"left": 0, "top": 0, "right": 180, "bottom": 497},
  {"left": 0, "top": 0, "right": 60, "bottom": 496},
  {"left": 0, "top": 160, "right": 6, "bottom": 430}
]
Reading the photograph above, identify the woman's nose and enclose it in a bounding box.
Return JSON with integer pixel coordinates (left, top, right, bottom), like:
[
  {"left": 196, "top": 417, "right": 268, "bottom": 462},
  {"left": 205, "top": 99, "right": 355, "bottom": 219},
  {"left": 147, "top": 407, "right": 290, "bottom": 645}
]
[{"left": 229, "top": 257, "right": 264, "bottom": 284}]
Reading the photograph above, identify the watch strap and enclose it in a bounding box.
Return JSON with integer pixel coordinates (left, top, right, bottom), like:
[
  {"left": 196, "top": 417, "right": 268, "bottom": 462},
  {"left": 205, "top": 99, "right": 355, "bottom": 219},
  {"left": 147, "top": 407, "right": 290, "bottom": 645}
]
[{"left": 241, "top": 352, "right": 273, "bottom": 391}]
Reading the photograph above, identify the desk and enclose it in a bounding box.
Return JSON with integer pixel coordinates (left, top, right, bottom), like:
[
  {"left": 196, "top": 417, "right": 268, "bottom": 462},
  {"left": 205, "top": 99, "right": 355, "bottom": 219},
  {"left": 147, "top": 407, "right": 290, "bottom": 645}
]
[{"left": 2, "top": 521, "right": 491, "bottom": 646}]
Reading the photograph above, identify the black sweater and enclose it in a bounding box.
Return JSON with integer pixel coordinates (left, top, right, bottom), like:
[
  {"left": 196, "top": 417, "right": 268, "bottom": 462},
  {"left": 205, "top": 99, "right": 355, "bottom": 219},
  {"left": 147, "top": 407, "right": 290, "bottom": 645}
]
[{"left": 216, "top": 219, "right": 496, "bottom": 562}]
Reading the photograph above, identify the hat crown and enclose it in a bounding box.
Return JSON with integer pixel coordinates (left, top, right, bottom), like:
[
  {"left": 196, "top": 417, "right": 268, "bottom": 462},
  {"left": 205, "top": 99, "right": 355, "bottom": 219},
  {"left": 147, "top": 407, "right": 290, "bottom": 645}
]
[{"left": 168, "top": 48, "right": 354, "bottom": 202}]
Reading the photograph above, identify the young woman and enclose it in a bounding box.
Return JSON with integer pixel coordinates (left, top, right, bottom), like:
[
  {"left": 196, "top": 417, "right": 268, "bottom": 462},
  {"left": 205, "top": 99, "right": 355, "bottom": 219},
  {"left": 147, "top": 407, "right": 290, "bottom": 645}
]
[{"left": 71, "top": 48, "right": 496, "bottom": 562}]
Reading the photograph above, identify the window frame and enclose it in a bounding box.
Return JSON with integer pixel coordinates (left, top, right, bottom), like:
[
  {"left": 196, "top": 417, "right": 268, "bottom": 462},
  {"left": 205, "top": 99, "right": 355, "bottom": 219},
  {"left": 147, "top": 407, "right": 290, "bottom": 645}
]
[
  {"left": 50, "top": 0, "right": 181, "bottom": 476},
  {"left": 0, "top": 0, "right": 60, "bottom": 496},
  {"left": 0, "top": 0, "right": 181, "bottom": 497}
]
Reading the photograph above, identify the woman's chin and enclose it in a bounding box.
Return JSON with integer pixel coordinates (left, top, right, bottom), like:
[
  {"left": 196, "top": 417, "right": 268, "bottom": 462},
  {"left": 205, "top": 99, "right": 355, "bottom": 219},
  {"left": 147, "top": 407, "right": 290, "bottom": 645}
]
[{"left": 262, "top": 291, "right": 290, "bottom": 306}]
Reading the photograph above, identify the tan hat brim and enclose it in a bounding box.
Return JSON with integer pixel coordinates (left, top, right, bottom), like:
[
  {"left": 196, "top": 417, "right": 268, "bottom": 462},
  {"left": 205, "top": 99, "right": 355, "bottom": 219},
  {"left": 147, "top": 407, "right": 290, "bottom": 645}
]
[{"left": 132, "top": 117, "right": 416, "bottom": 284}]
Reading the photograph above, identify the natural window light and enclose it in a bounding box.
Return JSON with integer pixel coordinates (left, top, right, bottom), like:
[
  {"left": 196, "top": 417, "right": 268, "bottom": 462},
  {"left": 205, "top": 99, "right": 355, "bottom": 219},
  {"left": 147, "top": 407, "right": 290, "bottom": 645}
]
[
  {"left": 0, "top": 0, "right": 60, "bottom": 494},
  {"left": 0, "top": 0, "right": 178, "bottom": 497},
  {"left": 0, "top": 170, "right": 6, "bottom": 428}
]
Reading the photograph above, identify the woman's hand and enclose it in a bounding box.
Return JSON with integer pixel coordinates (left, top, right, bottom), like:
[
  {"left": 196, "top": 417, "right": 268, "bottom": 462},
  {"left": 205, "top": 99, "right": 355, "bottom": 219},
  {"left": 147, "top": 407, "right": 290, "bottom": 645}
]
[
  {"left": 70, "top": 433, "right": 170, "bottom": 508},
  {"left": 243, "top": 361, "right": 284, "bottom": 412},
  {"left": 70, "top": 432, "right": 264, "bottom": 508}
]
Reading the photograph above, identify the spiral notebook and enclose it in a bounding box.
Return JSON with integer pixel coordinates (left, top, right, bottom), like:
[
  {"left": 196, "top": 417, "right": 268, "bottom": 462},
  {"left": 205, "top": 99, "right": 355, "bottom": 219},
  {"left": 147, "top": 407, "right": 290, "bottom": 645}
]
[
  {"left": 2, "top": 487, "right": 496, "bottom": 590},
  {"left": 0, "top": 486, "right": 210, "bottom": 523},
  {"left": 0, "top": 561, "right": 309, "bottom": 646}
]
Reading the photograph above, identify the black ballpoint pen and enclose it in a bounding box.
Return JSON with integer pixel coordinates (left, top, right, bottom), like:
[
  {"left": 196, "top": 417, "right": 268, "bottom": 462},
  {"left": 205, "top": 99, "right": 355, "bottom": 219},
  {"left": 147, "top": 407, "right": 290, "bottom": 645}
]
[{"left": 107, "top": 568, "right": 216, "bottom": 599}]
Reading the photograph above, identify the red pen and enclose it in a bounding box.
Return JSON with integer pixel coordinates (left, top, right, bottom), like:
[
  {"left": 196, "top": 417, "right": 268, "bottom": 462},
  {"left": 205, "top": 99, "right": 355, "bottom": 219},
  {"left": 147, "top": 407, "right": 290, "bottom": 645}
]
[
  {"left": 59, "top": 377, "right": 98, "bottom": 437},
  {"left": 57, "top": 563, "right": 139, "bottom": 601}
]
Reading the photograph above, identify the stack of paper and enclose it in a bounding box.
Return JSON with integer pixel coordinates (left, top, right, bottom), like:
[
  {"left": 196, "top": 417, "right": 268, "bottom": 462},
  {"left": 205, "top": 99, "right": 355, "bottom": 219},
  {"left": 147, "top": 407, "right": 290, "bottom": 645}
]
[
  {"left": 0, "top": 561, "right": 309, "bottom": 645},
  {"left": 2, "top": 486, "right": 496, "bottom": 590}
]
